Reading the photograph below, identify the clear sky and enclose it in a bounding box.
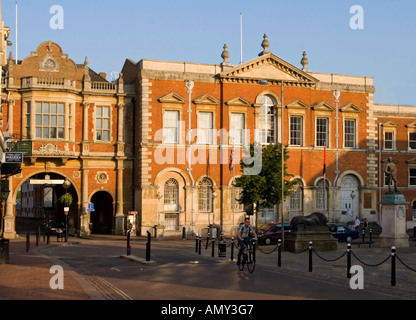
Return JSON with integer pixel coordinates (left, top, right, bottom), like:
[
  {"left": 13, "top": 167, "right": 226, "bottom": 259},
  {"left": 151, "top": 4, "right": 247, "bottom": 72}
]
[{"left": 2, "top": 0, "right": 416, "bottom": 106}]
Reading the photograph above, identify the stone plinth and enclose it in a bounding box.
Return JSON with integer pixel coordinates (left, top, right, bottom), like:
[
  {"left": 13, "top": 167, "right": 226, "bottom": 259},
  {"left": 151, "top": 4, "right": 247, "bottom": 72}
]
[
  {"left": 379, "top": 192, "right": 409, "bottom": 248},
  {"left": 285, "top": 229, "right": 338, "bottom": 253}
]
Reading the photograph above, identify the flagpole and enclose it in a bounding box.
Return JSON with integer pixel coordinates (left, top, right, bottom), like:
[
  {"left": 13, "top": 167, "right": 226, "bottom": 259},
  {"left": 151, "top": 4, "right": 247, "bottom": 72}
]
[
  {"left": 15, "top": 1, "right": 17, "bottom": 63},
  {"left": 323, "top": 142, "right": 326, "bottom": 215},
  {"left": 232, "top": 138, "right": 235, "bottom": 231}
]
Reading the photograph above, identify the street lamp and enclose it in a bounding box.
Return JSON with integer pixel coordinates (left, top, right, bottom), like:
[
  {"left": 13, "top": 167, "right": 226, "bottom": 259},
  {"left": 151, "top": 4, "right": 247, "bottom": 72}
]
[
  {"left": 350, "top": 190, "right": 356, "bottom": 218},
  {"left": 157, "top": 191, "right": 163, "bottom": 226},
  {"left": 62, "top": 179, "right": 71, "bottom": 242}
]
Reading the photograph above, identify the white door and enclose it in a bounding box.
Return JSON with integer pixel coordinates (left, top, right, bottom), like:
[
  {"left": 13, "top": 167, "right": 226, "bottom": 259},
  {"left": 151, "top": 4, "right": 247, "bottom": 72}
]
[{"left": 340, "top": 175, "right": 359, "bottom": 219}]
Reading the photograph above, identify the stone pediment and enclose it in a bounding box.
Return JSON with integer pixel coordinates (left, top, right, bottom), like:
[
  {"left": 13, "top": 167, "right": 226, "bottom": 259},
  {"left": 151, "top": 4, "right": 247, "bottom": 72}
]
[
  {"left": 407, "top": 158, "right": 416, "bottom": 164},
  {"left": 219, "top": 53, "right": 319, "bottom": 87},
  {"left": 405, "top": 121, "right": 416, "bottom": 128},
  {"left": 312, "top": 101, "right": 334, "bottom": 111},
  {"left": 193, "top": 94, "right": 220, "bottom": 105},
  {"left": 382, "top": 120, "right": 398, "bottom": 127},
  {"left": 158, "top": 92, "right": 187, "bottom": 104},
  {"left": 286, "top": 99, "right": 309, "bottom": 110},
  {"left": 225, "top": 96, "right": 252, "bottom": 107},
  {"left": 340, "top": 103, "right": 362, "bottom": 113}
]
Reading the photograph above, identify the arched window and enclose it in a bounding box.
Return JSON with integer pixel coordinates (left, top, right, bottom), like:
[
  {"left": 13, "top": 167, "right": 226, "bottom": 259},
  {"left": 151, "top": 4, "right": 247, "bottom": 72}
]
[
  {"left": 198, "top": 177, "right": 213, "bottom": 212},
  {"left": 258, "top": 95, "right": 277, "bottom": 144},
  {"left": 316, "top": 178, "right": 329, "bottom": 212},
  {"left": 290, "top": 179, "right": 303, "bottom": 212},
  {"left": 164, "top": 178, "right": 179, "bottom": 211}
]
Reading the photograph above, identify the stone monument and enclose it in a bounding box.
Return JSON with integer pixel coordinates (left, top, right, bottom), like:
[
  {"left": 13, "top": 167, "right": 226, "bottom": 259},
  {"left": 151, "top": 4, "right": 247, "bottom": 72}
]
[
  {"left": 379, "top": 158, "right": 409, "bottom": 248},
  {"left": 285, "top": 212, "right": 338, "bottom": 253}
]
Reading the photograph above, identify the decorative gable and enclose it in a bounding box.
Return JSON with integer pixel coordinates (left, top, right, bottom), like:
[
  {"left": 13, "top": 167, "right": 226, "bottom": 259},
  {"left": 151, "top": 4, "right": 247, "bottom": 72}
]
[
  {"left": 218, "top": 53, "right": 319, "bottom": 87},
  {"left": 311, "top": 101, "right": 334, "bottom": 111},
  {"left": 193, "top": 94, "right": 220, "bottom": 105},
  {"left": 286, "top": 99, "right": 309, "bottom": 110},
  {"left": 405, "top": 121, "right": 416, "bottom": 128},
  {"left": 382, "top": 121, "right": 398, "bottom": 127},
  {"left": 158, "top": 92, "right": 187, "bottom": 104},
  {"left": 340, "top": 103, "right": 362, "bottom": 113},
  {"left": 225, "top": 96, "right": 252, "bottom": 107},
  {"left": 406, "top": 158, "right": 416, "bottom": 164}
]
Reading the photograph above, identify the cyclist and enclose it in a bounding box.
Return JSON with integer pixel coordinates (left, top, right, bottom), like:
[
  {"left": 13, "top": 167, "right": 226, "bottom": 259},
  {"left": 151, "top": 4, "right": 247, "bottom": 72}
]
[{"left": 236, "top": 217, "right": 258, "bottom": 265}]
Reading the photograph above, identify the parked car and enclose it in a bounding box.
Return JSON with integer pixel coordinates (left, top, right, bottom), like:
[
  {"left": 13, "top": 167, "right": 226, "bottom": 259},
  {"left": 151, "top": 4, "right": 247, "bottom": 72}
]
[
  {"left": 46, "top": 220, "right": 65, "bottom": 235},
  {"left": 328, "top": 224, "right": 359, "bottom": 243},
  {"left": 258, "top": 223, "right": 291, "bottom": 245}
]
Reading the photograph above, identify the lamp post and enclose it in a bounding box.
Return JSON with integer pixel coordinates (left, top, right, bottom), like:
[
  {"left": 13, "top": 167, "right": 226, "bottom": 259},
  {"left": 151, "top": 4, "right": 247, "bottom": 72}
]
[
  {"left": 350, "top": 190, "right": 356, "bottom": 218},
  {"left": 0, "top": 181, "right": 10, "bottom": 264},
  {"left": 157, "top": 191, "right": 163, "bottom": 226},
  {"left": 332, "top": 90, "right": 341, "bottom": 223},
  {"left": 62, "top": 179, "right": 71, "bottom": 242},
  {"left": 212, "top": 191, "right": 217, "bottom": 226}
]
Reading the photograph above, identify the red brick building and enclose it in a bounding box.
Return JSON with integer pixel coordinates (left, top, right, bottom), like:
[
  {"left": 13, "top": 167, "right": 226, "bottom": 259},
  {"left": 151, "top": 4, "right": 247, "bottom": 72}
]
[
  {"left": 122, "top": 35, "right": 398, "bottom": 237},
  {"left": 1, "top": 41, "right": 134, "bottom": 238}
]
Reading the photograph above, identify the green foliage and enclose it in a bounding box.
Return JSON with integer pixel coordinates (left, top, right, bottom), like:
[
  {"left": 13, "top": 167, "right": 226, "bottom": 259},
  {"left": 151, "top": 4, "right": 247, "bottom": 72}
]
[
  {"left": 59, "top": 193, "right": 73, "bottom": 207},
  {"left": 234, "top": 143, "right": 298, "bottom": 212}
]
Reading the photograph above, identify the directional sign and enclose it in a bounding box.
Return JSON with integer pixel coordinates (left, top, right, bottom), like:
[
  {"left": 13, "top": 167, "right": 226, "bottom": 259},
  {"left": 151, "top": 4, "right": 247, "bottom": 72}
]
[
  {"left": 87, "top": 203, "right": 95, "bottom": 212},
  {"left": 5, "top": 152, "right": 23, "bottom": 163},
  {"left": 30, "top": 179, "right": 64, "bottom": 185}
]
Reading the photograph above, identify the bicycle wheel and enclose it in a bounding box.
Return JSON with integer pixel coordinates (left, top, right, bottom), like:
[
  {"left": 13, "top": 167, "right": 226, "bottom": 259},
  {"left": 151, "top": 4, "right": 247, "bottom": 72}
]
[
  {"left": 246, "top": 249, "right": 256, "bottom": 273},
  {"left": 238, "top": 253, "right": 246, "bottom": 271}
]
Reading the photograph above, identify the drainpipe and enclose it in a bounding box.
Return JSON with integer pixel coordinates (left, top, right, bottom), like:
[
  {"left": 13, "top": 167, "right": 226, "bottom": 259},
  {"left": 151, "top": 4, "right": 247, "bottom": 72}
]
[
  {"left": 378, "top": 122, "right": 382, "bottom": 225},
  {"left": 185, "top": 81, "right": 195, "bottom": 233},
  {"left": 332, "top": 90, "right": 341, "bottom": 222}
]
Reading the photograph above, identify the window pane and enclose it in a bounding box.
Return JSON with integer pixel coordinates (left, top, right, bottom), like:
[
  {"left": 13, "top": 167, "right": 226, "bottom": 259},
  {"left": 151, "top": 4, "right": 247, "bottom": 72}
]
[
  {"left": 344, "top": 119, "right": 356, "bottom": 148},
  {"left": 36, "top": 115, "right": 42, "bottom": 126},
  {"left": 103, "top": 119, "right": 109, "bottom": 130},
  {"left": 36, "top": 128, "right": 42, "bottom": 138},
  {"left": 97, "top": 119, "right": 102, "bottom": 130},
  {"left": 43, "top": 128, "right": 49, "bottom": 138},
  {"left": 43, "top": 115, "right": 49, "bottom": 126},
  {"left": 36, "top": 102, "right": 42, "bottom": 113},
  {"left": 50, "top": 115, "right": 57, "bottom": 126},
  {"left": 290, "top": 116, "right": 302, "bottom": 146},
  {"left": 58, "top": 128, "right": 64, "bottom": 139},
  {"left": 43, "top": 102, "right": 49, "bottom": 114},
  {"left": 50, "top": 103, "right": 57, "bottom": 114},
  {"left": 50, "top": 127, "right": 57, "bottom": 139},
  {"left": 96, "top": 131, "right": 102, "bottom": 140},
  {"left": 230, "top": 113, "right": 244, "bottom": 145},
  {"left": 103, "top": 107, "right": 109, "bottom": 118},
  {"left": 96, "top": 107, "right": 102, "bottom": 117},
  {"left": 58, "top": 103, "right": 64, "bottom": 114},
  {"left": 410, "top": 132, "right": 416, "bottom": 150},
  {"left": 103, "top": 131, "right": 109, "bottom": 141},
  {"left": 58, "top": 116, "right": 64, "bottom": 126}
]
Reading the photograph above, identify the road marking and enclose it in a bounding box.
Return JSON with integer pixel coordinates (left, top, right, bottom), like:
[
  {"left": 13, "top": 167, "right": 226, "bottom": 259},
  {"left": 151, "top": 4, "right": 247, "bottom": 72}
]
[{"left": 111, "top": 267, "right": 121, "bottom": 272}]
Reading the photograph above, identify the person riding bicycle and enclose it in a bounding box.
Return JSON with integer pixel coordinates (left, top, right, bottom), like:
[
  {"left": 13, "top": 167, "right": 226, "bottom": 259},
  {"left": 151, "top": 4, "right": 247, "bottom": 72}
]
[{"left": 236, "top": 217, "right": 258, "bottom": 265}]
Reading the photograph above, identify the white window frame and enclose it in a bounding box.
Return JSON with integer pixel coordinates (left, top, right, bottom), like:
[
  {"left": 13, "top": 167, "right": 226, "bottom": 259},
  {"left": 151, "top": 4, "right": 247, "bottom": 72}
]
[
  {"left": 384, "top": 131, "right": 395, "bottom": 150},
  {"left": 344, "top": 119, "right": 356, "bottom": 148},
  {"left": 316, "top": 117, "right": 329, "bottom": 147},
  {"left": 198, "top": 111, "right": 214, "bottom": 145},
  {"left": 35, "top": 102, "right": 65, "bottom": 140},
  {"left": 290, "top": 115, "right": 303, "bottom": 146},
  {"left": 163, "top": 110, "right": 180, "bottom": 144},
  {"left": 230, "top": 113, "right": 245, "bottom": 145}
]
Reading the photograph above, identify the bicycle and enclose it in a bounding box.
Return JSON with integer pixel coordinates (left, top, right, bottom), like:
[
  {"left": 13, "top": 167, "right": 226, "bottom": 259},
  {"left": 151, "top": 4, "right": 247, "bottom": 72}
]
[{"left": 238, "top": 238, "right": 256, "bottom": 273}]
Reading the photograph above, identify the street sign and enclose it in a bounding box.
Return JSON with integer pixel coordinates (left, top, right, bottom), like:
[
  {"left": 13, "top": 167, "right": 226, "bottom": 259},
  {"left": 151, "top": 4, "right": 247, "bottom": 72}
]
[
  {"left": 30, "top": 179, "right": 64, "bottom": 185},
  {"left": 11, "top": 141, "right": 32, "bottom": 156},
  {"left": 87, "top": 203, "right": 95, "bottom": 212},
  {"left": 5, "top": 152, "right": 23, "bottom": 163}
]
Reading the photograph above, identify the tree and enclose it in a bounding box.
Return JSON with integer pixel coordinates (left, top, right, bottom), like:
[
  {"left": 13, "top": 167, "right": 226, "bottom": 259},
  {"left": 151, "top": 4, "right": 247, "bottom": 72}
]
[{"left": 234, "top": 143, "right": 298, "bottom": 218}]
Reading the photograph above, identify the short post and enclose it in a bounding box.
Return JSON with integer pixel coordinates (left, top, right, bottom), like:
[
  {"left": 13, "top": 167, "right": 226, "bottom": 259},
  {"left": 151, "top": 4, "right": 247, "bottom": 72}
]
[
  {"left": 278, "top": 239, "right": 282, "bottom": 267},
  {"left": 391, "top": 246, "right": 396, "bottom": 286},
  {"left": 369, "top": 229, "right": 372, "bottom": 247},
  {"left": 252, "top": 239, "right": 256, "bottom": 262},
  {"left": 195, "top": 233, "right": 199, "bottom": 253},
  {"left": 347, "top": 243, "right": 351, "bottom": 278},
  {"left": 146, "top": 231, "right": 151, "bottom": 261},
  {"left": 230, "top": 237, "right": 234, "bottom": 261},
  {"left": 211, "top": 236, "right": 215, "bottom": 258},
  {"left": 127, "top": 230, "right": 131, "bottom": 256},
  {"left": 47, "top": 230, "right": 50, "bottom": 245},
  {"left": 362, "top": 229, "right": 365, "bottom": 243},
  {"left": 198, "top": 236, "right": 202, "bottom": 255},
  {"left": 308, "top": 241, "right": 313, "bottom": 272},
  {"left": 206, "top": 232, "right": 210, "bottom": 250},
  {"left": 36, "top": 227, "right": 39, "bottom": 246},
  {"left": 182, "top": 226, "right": 186, "bottom": 239},
  {"left": 26, "top": 232, "right": 30, "bottom": 253}
]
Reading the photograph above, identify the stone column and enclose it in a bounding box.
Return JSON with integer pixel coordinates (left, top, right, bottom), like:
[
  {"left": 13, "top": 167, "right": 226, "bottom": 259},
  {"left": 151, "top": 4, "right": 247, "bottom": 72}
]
[
  {"left": 80, "top": 161, "right": 90, "bottom": 237},
  {"left": 379, "top": 192, "right": 409, "bottom": 248},
  {"left": 115, "top": 159, "right": 125, "bottom": 235}
]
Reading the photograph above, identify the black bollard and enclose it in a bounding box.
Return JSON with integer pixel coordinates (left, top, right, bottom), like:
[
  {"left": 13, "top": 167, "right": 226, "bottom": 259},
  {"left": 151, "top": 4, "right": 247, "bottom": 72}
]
[
  {"left": 231, "top": 237, "right": 234, "bottom": 261},
  {"left": 36, "top": 228, "right": 39, "bottom": 247},
  {"left": 146, "top": 231, "right": 151, "bottom": 261},
  {"left": 308, "top": 241, "right": 313, "bottom": 272},
  {"left": 369, "top": 229, "right": 372, "bottom": 247},
  {"left": 127, "top": 230, "right": 131, "bottom": 256},
  {"left": 362, "top": 229, "right": 365, "bottom": 243},
  {"left": 347, "top": 243, "right": 351, "bottom": 278},
  {"left": 211, "top": 236, "right": 215, "bottom": 257},
  {"left": 182, "top": 227, "right": 186, "bottom": 239},
  {"left": 391, "top": 246, "right": 396, "bottom": 286},
  {"left": 198, "top": 236, "right": 202, "bottom": 255},
  {"left": 47, "top": 231, "right": 50, "bottom": 245},
  {"left": 195, "top": 234, "right": 199, "bottom": 253},
  {"left": 278, "top": 239, "right": 282, "bottom": 267},
  {"left": 26, "top": 232, "right": 30, "bottom": 253}
]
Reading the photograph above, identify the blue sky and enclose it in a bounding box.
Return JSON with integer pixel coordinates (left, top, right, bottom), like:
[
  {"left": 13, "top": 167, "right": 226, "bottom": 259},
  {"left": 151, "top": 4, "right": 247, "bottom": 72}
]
[{"left": 2, "top": 0, "right": 416, "bottom": 105}]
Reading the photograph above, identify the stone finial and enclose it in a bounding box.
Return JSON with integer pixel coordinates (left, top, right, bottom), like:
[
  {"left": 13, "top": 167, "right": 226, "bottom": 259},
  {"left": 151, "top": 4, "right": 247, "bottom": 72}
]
[
  {"left": 258, "top": 34, "right": 270, "bottom": 56},
  {"left": 8, "top": 51, "right": 13, "bottom": 62},
  {"left": 301, "top": 51, "right": 310, "bottom": 72},
  {"left": 221, "top": 44, "right": 230, "bottom": 63},
  {"left": 84, "top": 56, "right": 89, "bottom": 66}
]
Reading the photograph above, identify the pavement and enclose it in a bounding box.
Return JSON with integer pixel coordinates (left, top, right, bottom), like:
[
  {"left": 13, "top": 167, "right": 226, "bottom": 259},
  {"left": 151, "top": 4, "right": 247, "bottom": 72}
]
[{"left": 1, "top": 232, "right": 416, "bottom": 300}]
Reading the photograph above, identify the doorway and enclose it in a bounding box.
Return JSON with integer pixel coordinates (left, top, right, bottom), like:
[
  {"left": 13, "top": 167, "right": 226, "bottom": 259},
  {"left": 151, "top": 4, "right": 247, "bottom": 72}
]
[{"left": 90, "top": 191, "right": 114, "bottom": 234}]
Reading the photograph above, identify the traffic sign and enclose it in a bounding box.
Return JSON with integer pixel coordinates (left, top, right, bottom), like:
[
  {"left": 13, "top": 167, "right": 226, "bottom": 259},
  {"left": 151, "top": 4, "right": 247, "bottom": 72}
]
[
  {"left": 5, "top": 152, "right": 23, "bottom": 163},
  {"left": 87, "top": 203, "right": 95, "bottom": 212}
]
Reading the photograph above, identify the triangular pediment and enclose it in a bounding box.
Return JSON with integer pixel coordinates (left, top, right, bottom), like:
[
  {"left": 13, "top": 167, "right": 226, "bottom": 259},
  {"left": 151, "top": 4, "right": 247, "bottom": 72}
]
[
  {"left": 226, "top": 96, "right": 252, "bottom": 107},
  {"left": 219, "top": 53, "right": 319, "bottom": 86},
  {"left": 193, "top": 94, "right": 220, "bottom": 105},
  {"left": 158, "top": 92, "right": 187, "bottom": 104},
  {"left": 312, "top": 101, "right": 334, "bottom": 111},
  {"left": 286, "top": 99, "right": 309, "bottom": 110},
  {"left": 406, "top": 121, "right": 416, "bottom": 128},
  {"left": 382, "top": 157, "right": 399, "bottom": 164},
  {"left": 407, "top": 157, "right": 416, "bottom": 164},
  {"left": 340, "top": 103, "right": 362, "bottom": 113},
  {"left": 382, "top": 121, "right": 398, "bottom": 127}
]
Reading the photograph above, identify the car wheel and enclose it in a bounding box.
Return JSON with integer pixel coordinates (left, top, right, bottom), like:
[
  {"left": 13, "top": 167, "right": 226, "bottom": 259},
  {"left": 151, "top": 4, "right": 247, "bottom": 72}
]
[
  {"left": 264, "top": 237, "right": 271, "bottom": 245},
  {"left": 346, "top": 236, "right": 352, "bottom": 243}
]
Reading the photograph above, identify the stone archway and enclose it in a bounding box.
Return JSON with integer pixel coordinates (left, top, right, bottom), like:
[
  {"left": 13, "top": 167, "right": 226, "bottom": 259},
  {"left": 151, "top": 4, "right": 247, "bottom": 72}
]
[{"left": 90, "top": 191, "right": 114, "bottom": 234}]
